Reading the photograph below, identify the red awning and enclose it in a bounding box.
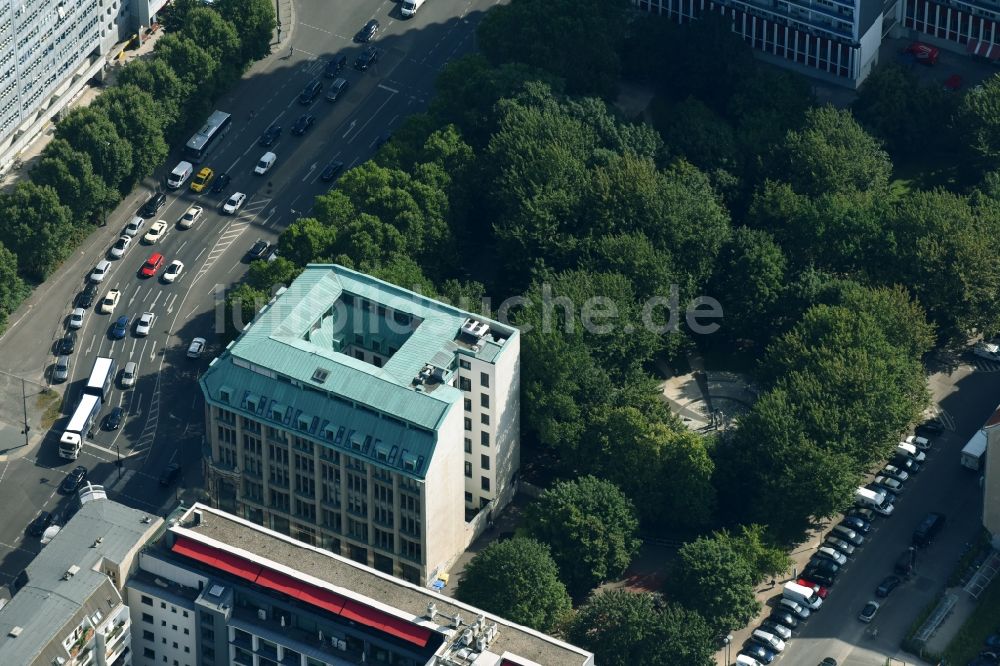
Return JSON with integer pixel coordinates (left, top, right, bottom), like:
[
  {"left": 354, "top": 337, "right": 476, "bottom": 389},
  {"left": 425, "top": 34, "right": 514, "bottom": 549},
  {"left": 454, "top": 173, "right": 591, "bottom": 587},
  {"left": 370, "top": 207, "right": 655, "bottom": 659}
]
[
  {"left": 256, "top": 567, "right": 306, "bottom": 598},
  {"left": 341, "top": 600, "right": 433, "bottom": 648},
  {"left": 172, "top": 537, "right": 261, "bottom": 583},
  {"left": 290, "top": 585, "right": 349, "bottom": 616}
]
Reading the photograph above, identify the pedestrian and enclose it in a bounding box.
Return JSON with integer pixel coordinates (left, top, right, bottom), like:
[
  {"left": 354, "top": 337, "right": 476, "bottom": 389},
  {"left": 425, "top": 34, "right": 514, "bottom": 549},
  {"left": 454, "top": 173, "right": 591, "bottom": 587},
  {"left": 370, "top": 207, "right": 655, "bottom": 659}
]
[
  {"left": 289, "top": 44, "right": 294, "bottom": 57},
  {"left": 768, "top": 577, "right": 776, "bottom": 589},
  {"left": 248, "top": 110, "right": 256, "bottom": 120}
]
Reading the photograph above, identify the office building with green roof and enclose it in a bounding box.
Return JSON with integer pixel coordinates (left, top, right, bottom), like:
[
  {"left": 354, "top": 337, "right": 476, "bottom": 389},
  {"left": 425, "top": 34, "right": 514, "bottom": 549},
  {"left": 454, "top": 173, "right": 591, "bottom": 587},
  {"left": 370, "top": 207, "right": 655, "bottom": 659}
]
[{"left": 201, "top": 265, "right": 520, "bottom": 585}]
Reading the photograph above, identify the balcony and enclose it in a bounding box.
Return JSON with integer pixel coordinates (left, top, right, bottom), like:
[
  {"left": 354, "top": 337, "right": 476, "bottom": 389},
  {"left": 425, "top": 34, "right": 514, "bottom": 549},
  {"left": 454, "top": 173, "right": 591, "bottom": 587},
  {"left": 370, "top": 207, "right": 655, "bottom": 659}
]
[
  {"left": 230, "top": 606, "right": 365, "bottom": 664},
  {"left": 208, "top": 458, "right": 241, "bottom": 478}
]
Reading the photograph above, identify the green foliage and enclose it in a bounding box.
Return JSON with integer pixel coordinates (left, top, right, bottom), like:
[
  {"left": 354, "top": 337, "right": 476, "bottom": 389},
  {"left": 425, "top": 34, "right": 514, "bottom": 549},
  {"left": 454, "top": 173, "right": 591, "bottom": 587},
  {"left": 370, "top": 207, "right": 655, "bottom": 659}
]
[
  {"left": 455, "top": 537, "right": 571, "bottom": 632},
  {"left": 154, "top": 34, "right": 219, "bottom": 92},
  {"left": 568, "top": 590, "right": 714, "bottom": 666},
  {"left": 708, "top": 227, "right": 786, "bottom": 344},
  {"left": 941, "top": 573, "right": 1000, "bottom": 665},
  {"left": 225, "top": 283, "right": 269, "bottom": 338},
  {"left": 246, "top": 257, "right": 303, "bottom": 292},
  {"left": 958, "top": 74, "right": 1000, "bottom": 166},
  {"left": 116, "top": 59, "right": 192, "bottom": 140},
  {"left": 53, "top": 108, "right": 134, "bottom": 193},
  {"left": 31, "top": 139, "right": 115, "bottom": 224},
  {"left": 0, "top": 183, "right": 75, "bottom": 281},
  {"left": 524, "top": 475, "right": 641, "bottom": 596},
  {"left": 215, "top": 0, "right": 276, "bottom": 64},
  {"left": 182, "top": 7, "right": 243, "bottom": 87},
  {"left": 772, "top": 105, "right": 892, "bottom": 197},
  {"left": 656, "top": 97, "right": 740, "bottom": 175},
  {"left": 670, "top": 530, "right": 762, "bottom": 633},
  {"left": 476, "top": 0, "right": 627, "bottom": 98},
  {"left": 0, "top": 241, "right": 30, "bottom": 333},
  {"left": 91, "top": 84, "right": 169, "bottom": 186}
]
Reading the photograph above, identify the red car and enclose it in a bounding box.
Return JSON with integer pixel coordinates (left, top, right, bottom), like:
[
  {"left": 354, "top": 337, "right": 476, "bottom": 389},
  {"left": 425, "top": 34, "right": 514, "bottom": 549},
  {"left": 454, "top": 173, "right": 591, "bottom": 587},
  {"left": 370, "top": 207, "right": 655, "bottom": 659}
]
[
  {"left": 905, "top": 41, "right": 939, "bottom": 65},
  {"left": 139, "top": 252, "right": 164, "bottom": 278},
  {"left": 797, "top": 578, "right": 830, "bottom": 598}
]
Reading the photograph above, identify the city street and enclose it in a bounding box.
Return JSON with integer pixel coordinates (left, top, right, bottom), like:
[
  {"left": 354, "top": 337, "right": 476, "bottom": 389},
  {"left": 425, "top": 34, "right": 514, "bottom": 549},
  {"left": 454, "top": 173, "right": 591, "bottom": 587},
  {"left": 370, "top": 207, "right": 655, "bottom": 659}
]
[{"left": 0, "top": 0, "right": 494, "bottom": 591}]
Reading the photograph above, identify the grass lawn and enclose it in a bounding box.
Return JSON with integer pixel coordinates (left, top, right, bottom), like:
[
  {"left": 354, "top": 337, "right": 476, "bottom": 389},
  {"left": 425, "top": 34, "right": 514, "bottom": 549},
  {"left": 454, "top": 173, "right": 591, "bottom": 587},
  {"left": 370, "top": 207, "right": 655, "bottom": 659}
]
[{"left": 941, "top": 573, "right": 1000, "bottom": 665}]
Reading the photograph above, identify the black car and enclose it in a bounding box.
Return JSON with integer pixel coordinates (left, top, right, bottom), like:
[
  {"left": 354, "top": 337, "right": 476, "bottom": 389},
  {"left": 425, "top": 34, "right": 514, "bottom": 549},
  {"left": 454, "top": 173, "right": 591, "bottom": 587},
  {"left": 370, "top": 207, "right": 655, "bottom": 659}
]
[
  {"left": 320, "top": 160, "right": 344, "bottom": 182},
  {"left": 875, "top": 574, "right": 901, "bottom": 597},
  {"left": 103, "top": 406, "right": 124, "bottom": 430},
  {"left": 916, "top": 419, "right": 945, "bottom": 437},
  {"left": 258, "top": 124, "right": 282, "bottom": 147},
  {"left": 892, "top": 454, "right": 921, "bottom": 474},
  {"left": 27, "top": 511, "right": 54, "bottom": 537},
  {"left": 768, "top": 611, "right": 799, "bottom": 630},
  {"left": 291, "top": 114, "right": 315, "bottom": 136},
  {"left": 355, "top": 19, "right": 379, "bottom": 42},
  {"left": 801, "top": 566, "right": 837, "bottom": 587},
  {"left": 841, "top": 515, "right": 871, "bottom": 534},
  {"left": 211, "top": 172, "right": 231, "bottom": 194},
  {"left": 741, "top": 643, "right": 776, "bottom": 664},
  {"left": 913, "top": 512, "right": 946, "bottom": 547},
  {"left": 58, "top": 330, "right": 77, "bottom": 355},
  {"left": 324, "top": 53, "right": 347, "bottom": 77},
  {"left": 298, "top": 79, "right": 322, "bottom": 104},
  {"left": 76, "top": 282, "right": 98, "bottom": 309},
  {"left": 61, "top": 465, "right": 88, "bottom": 493},
  {"left": 807, "top": 557, "right": 841, "bottom": 576},
  {"left": 848, "top": 506, "right": 876, "bottom": 522},
  {"left": 141, "top": 192, "right": 167, "bottom": 217},
  {"left": 326, "top": 77, "right": 349, "bottom": 102},
  {"left": 247, "top": 239, "right": 270, "bottom": 261},
  {"left": 374, "top": 131, "right": 392, "bottom": 149},
  {"left": 894, "top": 548, "right": 916, "bottom": 576},
  {"left": 159, "top": 462, "right": 181, "bottom": 486},
  {"left": 354, "top": 46, "right": 380, "bottom": 71}
]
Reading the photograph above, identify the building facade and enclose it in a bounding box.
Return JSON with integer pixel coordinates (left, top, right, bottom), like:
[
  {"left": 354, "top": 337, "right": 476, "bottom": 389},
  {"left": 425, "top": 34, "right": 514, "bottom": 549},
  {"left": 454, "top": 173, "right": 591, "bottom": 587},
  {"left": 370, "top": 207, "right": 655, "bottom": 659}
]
[
  {"left": 0, "top": 0, "right": 167, "bottom": 171},
  {"left": 127, "top": 503, "right": 594, "bottom": 666},
  {"left": 202, "top": 265, "right": 520, "bottom": 585},
  {"left": 0, "top": 491, "right": 164, "bottom": 666},
  {"left": 984, "top": 406, "right": 1000, "bottom": 546}
]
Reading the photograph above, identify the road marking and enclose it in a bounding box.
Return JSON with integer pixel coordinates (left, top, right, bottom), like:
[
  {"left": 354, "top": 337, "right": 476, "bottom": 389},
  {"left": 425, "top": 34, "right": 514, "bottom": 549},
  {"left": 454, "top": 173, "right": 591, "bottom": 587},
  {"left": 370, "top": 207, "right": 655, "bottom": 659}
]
[
  {"left": 176, "top": 240, "right": 188, "bottom": 254},
  {"left": 347, "top": 95, "right": 395, "bottom": 144},
  {"left": 194, "top": 247, "right": 206, "bottom": 262},
  {"left": 302, "top": 163, "right": 317, "bottom": 182},
  {"left": 378, "top": 83, "right": 400, "bottom": 94},
  {"left": 149, "top": 291, "right": 161, "bottom": 309},
  {"left": 342, "top": 120, "right": 357, "bottom": 138},
  {"left": 148, "top": 340, "right": 157, "bottom": 361}
]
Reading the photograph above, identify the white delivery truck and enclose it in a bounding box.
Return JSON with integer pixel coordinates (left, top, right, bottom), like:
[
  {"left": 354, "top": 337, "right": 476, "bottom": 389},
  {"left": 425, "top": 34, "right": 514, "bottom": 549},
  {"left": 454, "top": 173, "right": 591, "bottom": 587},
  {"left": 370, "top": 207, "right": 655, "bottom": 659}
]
[
  {"left": 782, "top": 581, "right": 823, "bottom": 610},
  {"left": 59, "top": 393, "right": 102, "bottom": 460},
  {"left": 961, "top": 429, "right": 987, "bottom": 470},
  {"left": 167, "top": 160, "right": 194, "bottom": 189},
  {"left": 400, "top": 0, "right": 426, "bottom": 16},
  {"left": 856, "top": 486, "right": 894, "bottom": 515}
]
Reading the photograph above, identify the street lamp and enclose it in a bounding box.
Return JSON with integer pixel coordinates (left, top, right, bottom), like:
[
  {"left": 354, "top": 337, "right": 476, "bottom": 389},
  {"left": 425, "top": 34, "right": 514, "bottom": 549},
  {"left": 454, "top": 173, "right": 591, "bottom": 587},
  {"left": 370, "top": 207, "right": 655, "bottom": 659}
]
[
  {"left": 19, "top": 377, "right": 29, "bottom": 449},
  {"left": 113, "top": 444, "right": 121, "bottom": 481},
  {"left": 722, "top": 634, "right": 732, "bottom": 666}
]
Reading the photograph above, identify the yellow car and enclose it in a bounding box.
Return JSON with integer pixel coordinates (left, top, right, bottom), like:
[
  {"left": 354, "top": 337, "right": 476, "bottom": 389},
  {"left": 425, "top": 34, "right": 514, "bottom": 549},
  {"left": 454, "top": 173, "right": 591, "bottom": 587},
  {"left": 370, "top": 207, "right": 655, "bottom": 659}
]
[{"left": 190, "top": 167, "right": 214, "bottom": 192}]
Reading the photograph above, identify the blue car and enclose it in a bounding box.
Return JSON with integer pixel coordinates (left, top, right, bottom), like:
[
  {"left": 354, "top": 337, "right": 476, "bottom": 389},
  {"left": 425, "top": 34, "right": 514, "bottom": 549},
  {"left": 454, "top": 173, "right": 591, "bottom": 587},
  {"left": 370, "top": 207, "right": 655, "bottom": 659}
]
[
  {"left": 741, "top": 642, "right": 776, "bottom": 664},
  {"left": 111, "top": 315, "right": 129, "bottom": 339},
  {"left": 841, "top": 515, "right": 871, "bottom": 534}
]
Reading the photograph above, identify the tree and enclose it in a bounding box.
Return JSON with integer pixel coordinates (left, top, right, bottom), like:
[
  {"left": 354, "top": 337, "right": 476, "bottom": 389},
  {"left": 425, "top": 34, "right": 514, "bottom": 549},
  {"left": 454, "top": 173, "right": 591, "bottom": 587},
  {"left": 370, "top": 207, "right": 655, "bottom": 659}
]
[
  {"left": 455, "top": 537, "right": 571, "bottom": 632},
  {"left": 53, "top": 108, "right": 134, "bottom": 193},
  {"left": 154, "top": 34, "right": 218, "bottom": 93},
  {"left": 568, "top": 591, "right": 714, "bottom": 666},
  {"left": 30, "top": 139, "right": 115, "bottom": 224},
  {"left": 0, "top": 241, "right": 29, "bottom": 333},
  {"left": 116, "top": 59, "right": 192, "bottom": 140},
  {"left": 772, "top": 105, "right": 892, "bottom": 197},
  {"left": 0, "top": 183, "right": 75, "bottom": 281},
  {"left": 92, "top": 84, "right": 168, "bottom": 186},
  {"left": 225, "top": 283, "right": 269, "bottom": 337},
  {"left": 182, "top": 8, "right": 243, "bottom": 86},
  {"left": 246, "top": 256, "right": 302, "bottom": 292},
  {"left": 277, "top": 217, "right": 336, "bottom": 266},
  {"left": 669, "top": 531, "right": 761, "bottom": 632},
  {"left": 215, "top": 0, "right": 276, "bottom": 64},
  {"left": 524, "top": 476, "right": 641, "bottom": 596},
  {"left": 476, "top": 0, "right": 627, "bottom": 98},
  {"left": 958, "top": 75, "right": 1000, "bottom": 166},
  {"left": 655, "top": 97, "right": 741, "bottom": 175}
]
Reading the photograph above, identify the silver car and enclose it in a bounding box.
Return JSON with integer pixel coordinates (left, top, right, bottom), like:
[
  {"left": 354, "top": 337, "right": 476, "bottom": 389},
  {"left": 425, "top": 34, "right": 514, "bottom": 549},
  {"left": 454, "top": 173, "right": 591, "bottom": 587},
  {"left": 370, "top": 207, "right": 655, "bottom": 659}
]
[
  {"left": 53, "top": 355, "right": 70, "bottom": 382},
  {"left": 120, "top": 361, "right": 137, "bottom": 388}
]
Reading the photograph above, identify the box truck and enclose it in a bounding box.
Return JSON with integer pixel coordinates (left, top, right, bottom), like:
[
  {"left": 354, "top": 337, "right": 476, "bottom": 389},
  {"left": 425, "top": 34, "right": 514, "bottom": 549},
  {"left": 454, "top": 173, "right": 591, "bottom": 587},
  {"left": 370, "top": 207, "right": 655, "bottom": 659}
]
[{"left": 961, "top": 429, "right": 987, "bottom": 470}]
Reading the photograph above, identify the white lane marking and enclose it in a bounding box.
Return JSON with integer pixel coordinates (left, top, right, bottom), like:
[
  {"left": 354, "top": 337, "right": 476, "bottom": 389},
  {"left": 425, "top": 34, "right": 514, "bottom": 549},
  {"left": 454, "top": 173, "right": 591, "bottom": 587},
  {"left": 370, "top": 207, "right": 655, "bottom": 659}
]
[
  {"left": 378, "top": 84, "right": 400, "bottom": 94},
  {"left": 346, "top": 95, "right": 395, "bottom": 144},
  {"left": 148, "top": 341, "right": 157, "bottom": 361},
  {"left": 194, "top": 247, "right": 207, "bottom": 262}
]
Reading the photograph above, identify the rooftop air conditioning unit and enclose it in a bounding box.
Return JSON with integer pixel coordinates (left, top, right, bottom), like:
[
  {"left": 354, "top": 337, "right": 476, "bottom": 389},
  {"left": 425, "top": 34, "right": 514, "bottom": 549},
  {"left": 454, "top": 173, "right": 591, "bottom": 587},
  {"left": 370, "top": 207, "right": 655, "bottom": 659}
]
[
  {"left": 461, "top": 318, "right": 490, "bottom": 339},
  {"left": 257, "top": 609, "right": 267, "bottom": 620}
]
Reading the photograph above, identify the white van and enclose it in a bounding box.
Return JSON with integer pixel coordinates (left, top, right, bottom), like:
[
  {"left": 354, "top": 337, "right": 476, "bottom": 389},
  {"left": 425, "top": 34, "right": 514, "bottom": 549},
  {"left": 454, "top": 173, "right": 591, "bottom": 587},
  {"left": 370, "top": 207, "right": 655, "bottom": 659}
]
[
  {"left": 782, "top": 581, "right": 823, "bottom": 610},
  {"left": 735, "top": 656, "right": 763, "bottom": 666},
  {"left": 167, "top": 160, "right": 193, "bottom": 189},
  {"left": 751, "top": 629, "right": 785, "bottom": 653},
  {"left": 856, "top": 486, "right": 894, "bottom": 515},
  {"left": 897, "top": 441, "right": 927, "bottom": 462},
  {"left": 401, "top": 0, "right": 426, "bottom": 17},
  {"left": 254, "top": 151, "right": 276, "bottom": 175}
]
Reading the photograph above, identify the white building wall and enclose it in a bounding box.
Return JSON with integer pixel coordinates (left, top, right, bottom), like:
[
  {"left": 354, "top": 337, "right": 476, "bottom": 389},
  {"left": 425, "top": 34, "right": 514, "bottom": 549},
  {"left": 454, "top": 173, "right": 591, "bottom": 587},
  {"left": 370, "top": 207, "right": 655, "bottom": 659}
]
[
  {"left": 491, "top": 332, "right": 520, "bottom": 512},
  {"left": 126, "top": 586, "right": 198, "bottom": 666},
  {"left": 985, "top": 424, "right": 1000, "bottom": 547},
  {"left": 422, "top": 401, "right": 467, "bottom": 582}
]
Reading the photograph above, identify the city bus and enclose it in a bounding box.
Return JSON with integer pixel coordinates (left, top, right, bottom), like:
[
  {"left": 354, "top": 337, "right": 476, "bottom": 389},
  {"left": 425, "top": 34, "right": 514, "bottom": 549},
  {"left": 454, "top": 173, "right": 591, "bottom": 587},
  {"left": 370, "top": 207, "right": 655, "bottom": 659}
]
[
  {"left": 184, "top": 110, "right": 232, "bottom": 163},
  {"left": 59, "top": 394, "right": 102, "bottom": 460},
  {"left": 84, "top": 356, "right": 116, "bottom": 401}
]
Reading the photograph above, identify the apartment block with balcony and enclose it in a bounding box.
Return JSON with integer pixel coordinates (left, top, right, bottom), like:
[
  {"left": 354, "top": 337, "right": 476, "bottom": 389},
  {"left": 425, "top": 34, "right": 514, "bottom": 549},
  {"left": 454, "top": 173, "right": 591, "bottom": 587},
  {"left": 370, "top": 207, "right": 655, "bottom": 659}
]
[
  {"left": 0, "top": 492, "right": 164, "bottom": 666},
  {"left": 901, "top": 0, "right": 1000, "bottom": 62},
  {"left": 202, "top": 264, "right": 520, "bottom": 586},
  {"left": 127, "top": 504, "right": 593, "bottom": 666}
]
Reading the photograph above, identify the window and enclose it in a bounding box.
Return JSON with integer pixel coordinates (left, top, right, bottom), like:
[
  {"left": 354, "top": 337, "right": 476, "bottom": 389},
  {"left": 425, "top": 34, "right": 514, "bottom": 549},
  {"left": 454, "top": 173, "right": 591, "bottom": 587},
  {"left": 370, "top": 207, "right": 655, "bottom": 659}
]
[
  {"left": 464, "top": 438, "right": 471, "bottom": 453},
  {"left": 141, "top": 595, "right": 153, "bottom": 606},
  {"left": 142, "top": 613, "right": 153, "bottom": 624},
  {"left": 481, "top": 454, "right": 490, "bottom": 471},
  {"left": 481, "top": 431, "right": 490, "bottom": 447},
  {"left": 480, "top": 393, "right": 489, "bottom": 409},
  {"left": 480, "top": 372, "right": 490, "bottom": 388},
  {"left": 464, "top": 398, "right": 471, "bottom": 412},
  {"left": 459, "top": 377, "right": 471, "bottom": 392},
  {"left": 460, "top": 359, "right": 471, "bottom": 370},
  {"left": 465, "top": 491, "right": 472, "bottom": 503},
  {"left": 464, "top": 417, "right": 471, "bottom": 431},
  {"left": 481, "top": 476, "right": 490, "bottom": 491},
  {"left": 144, "top": 648, "right": 156, "bottom": 659},
  {"left": 143, "top": 630, "right": 154, "bottom": 641},
  {"left": 160, "top": 602, "right": 166, "bottom": 609},
  {"left": 464, "top": 461, "right": 472, "bottom": 478},
  {"left": 480, "top": 413, "right": 490, "bottom": 425}
]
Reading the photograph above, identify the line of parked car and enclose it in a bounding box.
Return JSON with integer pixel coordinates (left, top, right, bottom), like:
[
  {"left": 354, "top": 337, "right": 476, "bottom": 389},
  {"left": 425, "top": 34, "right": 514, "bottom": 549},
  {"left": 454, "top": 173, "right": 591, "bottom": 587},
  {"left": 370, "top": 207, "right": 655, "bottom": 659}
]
[{"left": 736, "top": 422, "right": 944, "bottom": 666}]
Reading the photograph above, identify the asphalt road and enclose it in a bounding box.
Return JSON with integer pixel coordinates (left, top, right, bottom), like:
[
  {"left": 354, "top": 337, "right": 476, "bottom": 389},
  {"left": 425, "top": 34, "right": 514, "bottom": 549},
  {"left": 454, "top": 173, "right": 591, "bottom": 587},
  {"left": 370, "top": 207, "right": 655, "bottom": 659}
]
[
  {"left": 747, "top": 358, "right": 1000, "bottom": 666},
  {"left": 0, "top": 0, "right": 492, "bottom": 591}
]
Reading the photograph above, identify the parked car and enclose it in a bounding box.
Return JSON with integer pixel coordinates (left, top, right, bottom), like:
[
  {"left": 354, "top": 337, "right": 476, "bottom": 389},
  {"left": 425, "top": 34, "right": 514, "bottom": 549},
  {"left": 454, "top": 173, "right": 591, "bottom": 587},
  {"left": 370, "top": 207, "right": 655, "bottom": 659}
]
[
  {"left": 246, "top": 239, "right": 270, "bottom": 261},
  {"left": 355, "top": 18, "right": 379, "bottom": 42},
  {"left": 321, "top": 160, "right": 344, "bottom": 182},
  {"left": 211, "top": 172, "right": 231, "bottom": 193},
  {"left": 223, "top": 192, "right": 246, "bottom": 214},
  {"left": 68, "top": 308, "right": 85, "bottom": 330},
  {"left": 135, "top": 311, "right": 155, "bottom": 336},
  {"left": 916, "top": 419, "right": 945, "bottom": 437},
  {"left": 109, "top": 234, "right": 131, "bottom": 259},
  {"left": 841, "top": 515, "right": 871, "bottom": 534},
  {"left": 824, "top": 536, "right": 856, "bottom": 556},
  {"left": 875, "top": 475, "right": 904, "bottom": 492},
  {"left": 100, "top": 289, "right": 121, "bottom": 314},
  {"left": 141, "top": 192, "right": 166, "bottom": 217},
  {"left": 740, "top": 643, "right": 776, "bottom": 665},
  {"left": 124, "top": 215, "right": 145, "bottom": 236},
  {"left": 768, "top": 610, "right": 798, "bottom": 631},
  {"left": 102, "top": 406, "right": 124, "bottom": 430},
  {"left": 830, "top": 524, "right": 864, "bottom": 547},
  {"left": 797, "top": 577, "right": 831, "bottom": 596},
  {"left": 759, "top": 619, "right": 791, "bottom": 640},
  {"left": 894, "top": 548, "right": 916, "bottom": 576},
  {"left": 162, "top": 260, "right": 184, "bottom": 283},
  {"left": 53, "top": 355, "right": 70, "bottom": 383},
  {"left": 778, "top": 598, "right": 811, "bottom": 619},
  {"left": 807, "top": 557, "right": 841, "bottom": 576},
  {"left": 90, "top": 259, "right": 111, "bottom": 283},
  {"left": 187, "top": 337, "right": 206, "bottom": 358},
  {"left": 159, "top": 462, "right": 181, "bottom": 485},
  {"left": 875, "top": 575, "right": 901, "bottom": 597},
  {"left": 882, "top": 464, "right": 910, "bottom": 482},
  {"left": 892, "top": 454, "right": 922, "bottom": 474},
  {"left": 58, "top": 330, "right": 77, "bottom": 355},
  {"left": 848, "top": 506, "right": 876, "bottom": 522},
  {"left": 858, "top": 600, "right": 880, "bottom": 623},
  {"left": 27, "top": 511, "right": 54, "bottom": 536},
  {"left": 751, "top": 629, "right": 785, "bottom": 653},
  {"left": 178, "top": 205, "right": 203, "bottom": 229},
  {"left": 60, "top": 465, "right": 88, "bottom": 493},
  {"left": 814, "top": 546, "right": 847, "bottom": 565},
  {"left": 110, "top": 315, "right": 129, "bottom": 340},
  {"left": 912, "top": 512, "right": 946, "bottom": 547},
  {"left": 143, "top": 219, "right": 168, "bottom": 243},
  {"left": 974, "top": 341, "right": 1000, "bottom": 361},
  {"left": 905, "top": 434, "right": 932, "bottom": 451},
  {"left": 801, "top": 567, "right": 837, "bottom": 587},
  {"left": 76, "top": 282, "right": 98, "bottom": 309},
  {"left": 259, "top": 124, "right": 282, "bottom": 147}
]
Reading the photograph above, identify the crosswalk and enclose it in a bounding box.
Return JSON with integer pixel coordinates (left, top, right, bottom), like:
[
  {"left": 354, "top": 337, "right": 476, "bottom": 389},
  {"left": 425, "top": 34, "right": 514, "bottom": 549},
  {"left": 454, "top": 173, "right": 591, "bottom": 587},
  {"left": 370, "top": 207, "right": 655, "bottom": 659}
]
[{"left": 191, "top": 197, "right": 270, "bottom": 285}]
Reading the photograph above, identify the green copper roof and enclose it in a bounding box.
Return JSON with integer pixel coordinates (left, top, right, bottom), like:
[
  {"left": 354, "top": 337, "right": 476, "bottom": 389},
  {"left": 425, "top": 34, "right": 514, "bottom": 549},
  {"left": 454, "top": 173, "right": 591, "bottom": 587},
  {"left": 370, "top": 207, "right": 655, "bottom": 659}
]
[{"left": 200, "top": 265, "right": 517, "bottom": 474}]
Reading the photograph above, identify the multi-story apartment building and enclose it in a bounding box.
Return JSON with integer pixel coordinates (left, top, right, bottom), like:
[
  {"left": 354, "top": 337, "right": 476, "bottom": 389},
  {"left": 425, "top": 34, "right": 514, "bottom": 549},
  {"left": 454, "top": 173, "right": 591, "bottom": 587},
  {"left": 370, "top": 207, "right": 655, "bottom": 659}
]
[
  {"left": 0, "top": 0, "right": 167, "bottom": 170},
  {"left": 202, "top": 264, "right": 520, "bottom": 585},
  {"left": 0, "top": 489, "right": 164, "bottom": 666},
  {"left": 983, "top": 405, "right": 1000, "bottom": 546},
  {"left": 128, "top": 503, "right": 593, "bottom": 666}
]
